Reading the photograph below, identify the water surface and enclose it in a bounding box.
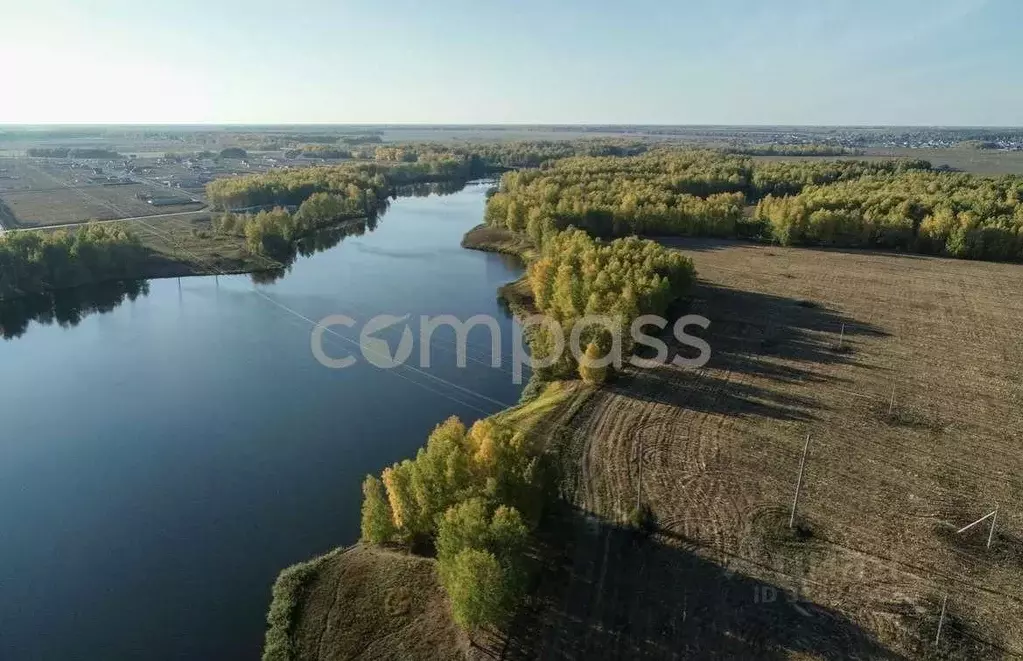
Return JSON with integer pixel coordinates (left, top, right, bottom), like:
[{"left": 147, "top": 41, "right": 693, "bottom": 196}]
[{"left": 0, "top": 183, "right": 525, "bottom": 660}]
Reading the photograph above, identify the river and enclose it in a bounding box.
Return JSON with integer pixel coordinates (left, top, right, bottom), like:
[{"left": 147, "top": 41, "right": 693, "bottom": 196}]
[{"left": 0, "top": 182, "right": 526, "bottom": 660}]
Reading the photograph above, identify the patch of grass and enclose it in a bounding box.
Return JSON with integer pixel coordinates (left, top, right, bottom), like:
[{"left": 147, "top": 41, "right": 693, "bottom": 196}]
[
  {"left": 263, "top": 547, "right": 346, "bottom": 661},
  {"left": 496, "top": 274, "right": 535, "bottom": 319},
  {"left": 491, "top": 380, "right": 591, "bottom": 439},
  {"left": 280, "top": 545, "right": 467, "bottom": 661},
  {"left": 461, "top": 224, "right": 537, "bottom": 261}
]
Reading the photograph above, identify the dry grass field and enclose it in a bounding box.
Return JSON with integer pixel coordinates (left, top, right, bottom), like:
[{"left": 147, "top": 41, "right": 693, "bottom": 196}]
[
  {"left": 0, "top": 159, "right": 201, "bottom": 227},
  {"left": 288, "top": 546, "right": 468, "bottom": 661},
  {"left": 509, "top": 239, "right": 1023, "bottom": 660}
]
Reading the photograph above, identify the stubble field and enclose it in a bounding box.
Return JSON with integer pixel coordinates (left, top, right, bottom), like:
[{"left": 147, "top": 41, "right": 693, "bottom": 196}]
[{"left": 511, "top": 239, "right": 1023, "bottom": 660}]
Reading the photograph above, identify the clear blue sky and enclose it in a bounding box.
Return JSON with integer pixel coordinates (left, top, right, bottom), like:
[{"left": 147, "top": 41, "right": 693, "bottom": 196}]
[{"left": 2, "top": 0, "right": 1020, "bottom": 125}]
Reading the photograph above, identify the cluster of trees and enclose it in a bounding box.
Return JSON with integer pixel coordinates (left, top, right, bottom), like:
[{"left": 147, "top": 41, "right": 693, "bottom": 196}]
[
  {"left": 485, "top": 151, "right": 753, "bottom": 240},
  {"left": 755, "top": 171, "right": 1023, "bottom": 260},
  {"left": 361, "top": 416, "right": 550, "bottom": 631},
  {"left": 749, "top": 158, "right": 930, "bottom": 198},
  {"left": 0, "top": 225, "right": 148, "bottom": 299},
  {"left": 482, "top": 149, "right": 1023, "bottom": 262},
  {"left": 214, "top": 191, "right": 376, "bottom": 258},
  {"left": 218, "top": 147, "right": 248, "bottom": 160},
  {"left": 370, "top": 139, "right": 650, "bottom": 170},
  {"left": 206, "top": 160, "right": 489, "bottom": 212},
  {"left": 289, "top": 145, "right": 352, "bottom": 160},
  {"left": 721, "top": 144, "right": 860, "bottom": 156},
  {"left": 525, "top": 228, "right": 696, "bottom": 381},
  {"left": 485, "top": 151, "right": 936, "bottom": 243},
  {"left": 27, "top": 148, "right": 121, "bottom": 159},
  {"left": 339, "top": 134, "right": 383, "bottom": 145},
  {"left": 206, "top": 163, "right": 391, "bottom": 210}
]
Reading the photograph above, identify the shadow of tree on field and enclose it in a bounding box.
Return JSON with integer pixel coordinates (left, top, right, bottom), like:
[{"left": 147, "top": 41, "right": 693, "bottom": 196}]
[
  {"left": 606, "top": 282, "right": 890, "bottom": 422},
  {"left": 653, "top": 236, "right": 761, "bottom": 253},
  {"left": 609, "top": 364, "right": 818, "bottom": 423},
  {"left": 496, "top": 509, "right": 907, "bottom": 661},
  {"left": 665, "top": 281, "right": 886, "bottom": 379}
]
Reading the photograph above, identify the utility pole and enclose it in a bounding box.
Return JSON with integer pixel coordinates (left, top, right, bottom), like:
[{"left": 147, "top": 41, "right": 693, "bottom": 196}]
[
  {"left": 956, "top": 506, "right": 1000, "bottom": 549},
  {"left": 789, "top": 433, "right": 811, "bottom": 529},
  {"left": 935, "top": 594, "right": 948, "bottom": 645},
  {"left": 636, "top": 434, "right": 643, "bottom": 513},
  {"left": 837, "top": 323, "right": 845, "bottom": 351},
  {"left": 887, "top": 385, "right": 896, "bottom": 417}
]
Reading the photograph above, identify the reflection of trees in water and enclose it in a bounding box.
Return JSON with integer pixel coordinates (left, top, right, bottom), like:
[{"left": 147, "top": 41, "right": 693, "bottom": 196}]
[
  {"left": 249, "top": 179, "right": 470, "bottom": 285},
  {"left": 391, "top": 179, "right": 469, "bottom": 198},
  {"left": 250, "top": 215, "right": 377, "bottom": 285},
  {"left": 0, "top": 279, "right": 150, "bottom": 340}
]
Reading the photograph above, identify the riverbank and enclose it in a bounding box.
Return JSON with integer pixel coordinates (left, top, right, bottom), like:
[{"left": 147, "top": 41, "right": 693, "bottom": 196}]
[
  {"left": 461, "top": 224, "right": 537, "bottom": 318},
  {"left": 261, "top": 223, "right": 594, "bottom": 660},
  {"left": 263, "top": 378, "right": 591, "bottom": 661}
]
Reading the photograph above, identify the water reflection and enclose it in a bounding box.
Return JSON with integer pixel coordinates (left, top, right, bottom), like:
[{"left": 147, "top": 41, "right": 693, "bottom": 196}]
[
  {"left": 392, "top": 179, "right": 469, "bottom": 198},
  {"left": 250, "top": 215, "right": 376, "bottom": 285},
  {"left": 0, "top": 279, "right": 150, "bottom": 340},
  {"left": 0, "top": 180, "right": 473, "bottom": 337}
]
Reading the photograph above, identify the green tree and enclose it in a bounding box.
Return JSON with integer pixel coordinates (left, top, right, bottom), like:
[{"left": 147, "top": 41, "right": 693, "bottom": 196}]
[
  {"left": 578, "top": 341, "right": 608, "bottom": 385},
  {"left": 441, "top": 548, "right": 509, "bottom": 632},
  {"left": 360, "top": 475, "right": 395, "bottom": 544},
  {"left": 436, "top": 498, "right": 490, "bottom": 562}
]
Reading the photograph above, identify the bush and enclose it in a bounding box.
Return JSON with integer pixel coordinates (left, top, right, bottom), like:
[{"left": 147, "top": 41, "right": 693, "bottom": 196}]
[
  {"left": 628, "top": 503, "right": 656, "bottom": 534},
  {"left": 262, "top": 550, "right": 341, "bottom": 661}
]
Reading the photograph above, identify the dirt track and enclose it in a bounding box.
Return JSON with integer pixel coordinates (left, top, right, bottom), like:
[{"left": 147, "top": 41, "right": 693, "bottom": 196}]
[{"left": 515, "top": 239, "right": 1023, "bottom": 660}]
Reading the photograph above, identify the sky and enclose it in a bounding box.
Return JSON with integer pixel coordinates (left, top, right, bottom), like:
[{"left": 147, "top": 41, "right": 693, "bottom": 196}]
[{"left": 1, "top": 0, "right": 1020, "bottom": 126}]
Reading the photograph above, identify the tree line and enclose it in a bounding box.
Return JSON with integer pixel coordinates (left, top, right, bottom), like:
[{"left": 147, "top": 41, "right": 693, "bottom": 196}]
[
  {"left": 755, "top": 170, "right": 1023, "bottom": 260},
  {"left": 206, "top": 162, "right": 467, "bottom": 211},
  {"left": 214, "top": 190, "right": 380, "bottom": 259},
  {"left": 484, "top": 149, "right": 1023, "bottom": 262},
  {"left": 721, "top": 144, "right": 861, "bottom": 156},
  {"left": 0, "top": 225, "right": 149, "bottom": 299}
]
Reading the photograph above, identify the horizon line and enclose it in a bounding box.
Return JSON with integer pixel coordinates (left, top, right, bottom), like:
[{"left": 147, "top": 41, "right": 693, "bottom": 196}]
[{"left": 2, "top": 122, "right": 1023, "bottom": 129}]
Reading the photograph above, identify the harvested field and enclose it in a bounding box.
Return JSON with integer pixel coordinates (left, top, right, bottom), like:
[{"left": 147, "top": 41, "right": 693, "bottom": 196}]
[
  {"left": 514, "top": 239, "right": 1023, "bottom": 660},
  {"left": 1, "top": 184, "right": 201, "bottom": 227},
  {"left": 0, "top": 159, "right": 202, "bottom": 227}
]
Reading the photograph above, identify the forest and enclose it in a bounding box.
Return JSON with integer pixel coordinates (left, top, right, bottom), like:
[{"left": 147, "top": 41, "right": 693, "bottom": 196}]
[
  {"left": 484, "top": 149, "right": 1023, "bottom": 261},
  {"left": 0, "top": 225, "right": 149, "bottom": 299}
]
